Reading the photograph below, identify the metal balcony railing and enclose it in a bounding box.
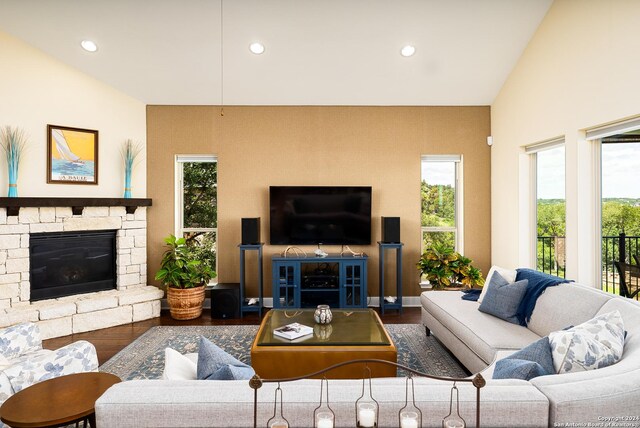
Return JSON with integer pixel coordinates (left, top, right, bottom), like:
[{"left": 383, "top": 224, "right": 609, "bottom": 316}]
[
  {"left": 536, "top": 236, "right": 566, "bottom": 278},
  {"left": 537, "top": 233, "right": 640, "bottom": 300}
]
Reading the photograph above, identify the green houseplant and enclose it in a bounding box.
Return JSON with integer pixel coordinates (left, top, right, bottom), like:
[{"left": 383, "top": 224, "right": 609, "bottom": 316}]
[
  {"left": 155, "top": 234, "right": 216, "bottom": 320},
  {"left": 417, "top": 244, "right": 484, "bottom": 290}
]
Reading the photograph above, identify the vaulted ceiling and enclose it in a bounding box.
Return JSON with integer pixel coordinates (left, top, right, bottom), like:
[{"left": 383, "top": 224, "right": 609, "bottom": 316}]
[{"left": 0, "top": 0, "right": 552, "bottom": 105}]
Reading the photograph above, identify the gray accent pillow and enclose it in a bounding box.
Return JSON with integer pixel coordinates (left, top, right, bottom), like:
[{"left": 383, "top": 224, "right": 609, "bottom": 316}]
[
  {"left": 493, "top": 337, "right": 554, "bottom": 380},
  {"left": 478, "top": 272, "right": 528, "bottom": 324},
  {"left": 197, "top": 336, "right": 255, "bottom": 380}
]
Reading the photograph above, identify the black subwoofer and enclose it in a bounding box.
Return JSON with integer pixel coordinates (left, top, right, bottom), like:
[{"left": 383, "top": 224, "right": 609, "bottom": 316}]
[
  {"left": 381, "top": 217, "right": 400, "bottom": 243},
  {"left": 210, "top": 283, "right": 240, "bottom": 319},
  {"left": 241, "top": 218, "right": 261, "bottom": 245}
]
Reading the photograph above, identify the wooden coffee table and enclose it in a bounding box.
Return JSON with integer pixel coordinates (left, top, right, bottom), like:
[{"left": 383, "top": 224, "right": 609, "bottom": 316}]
[
  {"left": 0, "top": 372, "right": 120, "bottom": 428},
  {"left": 251, "top": 309, "right": 397, "bottom": 379}
]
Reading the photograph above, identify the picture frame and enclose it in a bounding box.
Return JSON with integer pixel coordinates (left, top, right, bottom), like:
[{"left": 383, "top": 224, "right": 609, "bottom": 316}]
[{"left": 47, "top": 124, "right": 98, "bottom": 185}]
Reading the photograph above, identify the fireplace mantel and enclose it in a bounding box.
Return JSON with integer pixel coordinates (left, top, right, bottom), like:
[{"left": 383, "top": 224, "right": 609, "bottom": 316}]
[{"left": 0, "top": 197, "right": 152, "bottom": 216}]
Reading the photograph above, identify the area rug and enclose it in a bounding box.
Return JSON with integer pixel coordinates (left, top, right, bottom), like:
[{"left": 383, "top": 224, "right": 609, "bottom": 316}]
[{"left": 99, "top": 324, "right": 467, "bottom": 380}]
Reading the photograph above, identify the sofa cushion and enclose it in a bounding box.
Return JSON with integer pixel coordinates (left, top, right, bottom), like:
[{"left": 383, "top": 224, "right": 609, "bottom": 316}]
[
  {"left": 549, "top": 310, "right": 625, "bottom": 374},
  {"left": 527, "top": 283, "right": 612, "bottom": 337},
  {"left": 478, "top": 266, "right": 517, "bottom": 304},
  {"left": 478, "top": 273, "right": 528, "bottom": 324},
  {"left": 197, "top": 337, "right": 255, "bottom": 381},
  {"left": 493, "top": 337, "right": 554, "bottom": 380},
  {"left": 421, "top": 291, "right": 541, "bottom": 364}
]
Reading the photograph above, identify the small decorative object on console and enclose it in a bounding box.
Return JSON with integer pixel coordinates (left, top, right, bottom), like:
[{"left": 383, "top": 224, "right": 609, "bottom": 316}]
[
  {"left": 314, "top": 248, "right": 329, "bottom": 258},
  {"left": 314, "top": 305, "right": 333, "bottom": 324},
  {"left": 273, "top": 323, "right": 313, "bottom": 340}
]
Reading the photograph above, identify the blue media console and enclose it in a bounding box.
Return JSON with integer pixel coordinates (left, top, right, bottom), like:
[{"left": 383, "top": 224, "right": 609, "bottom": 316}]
[{"left": 271, "top": 253, "right": 368, "bottom": 309}]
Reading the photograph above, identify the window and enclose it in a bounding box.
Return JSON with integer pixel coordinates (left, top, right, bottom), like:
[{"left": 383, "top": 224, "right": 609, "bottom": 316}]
[
  {"left": 176, "top": 155, "right": 218, "bottom": 281},
  {"left": 600, "top": 135, "right": 640, "bottom": 297},
  {"left": 420, "top": 155, "right": 462, "bottom": 254},
  {"left": 527, "top": 141, "right": 566, "bottom": 277}
]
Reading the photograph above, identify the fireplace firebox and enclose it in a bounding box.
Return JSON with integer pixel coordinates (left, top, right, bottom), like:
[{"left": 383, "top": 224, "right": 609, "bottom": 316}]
[{"left": 30, "top": 230, "right": 117, "bottom": 301}]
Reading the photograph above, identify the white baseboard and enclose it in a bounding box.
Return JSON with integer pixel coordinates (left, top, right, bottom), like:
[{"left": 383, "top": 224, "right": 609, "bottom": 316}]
[{"left": 165, "top": 296, "right": 423, "bottom": 310}]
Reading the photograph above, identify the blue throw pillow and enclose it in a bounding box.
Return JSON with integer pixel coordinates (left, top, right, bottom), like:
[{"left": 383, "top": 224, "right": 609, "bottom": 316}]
[
  {"left": 493, "top": 337, "right": 554, "bottom": 380},
  {"left": 478, "top": 272, "right": 528, "bottom": 324},
  {"left": 493, "top": 359, "right": 547, "bottom": 380},
  {"left": 197, "top": 336, "right": 255, "bottom": 380}
]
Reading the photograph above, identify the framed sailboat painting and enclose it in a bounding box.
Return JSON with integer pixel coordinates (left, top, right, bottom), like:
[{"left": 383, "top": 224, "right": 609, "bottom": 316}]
[{"left": 47, "top": 125, "right": 98, "bottom": 184}]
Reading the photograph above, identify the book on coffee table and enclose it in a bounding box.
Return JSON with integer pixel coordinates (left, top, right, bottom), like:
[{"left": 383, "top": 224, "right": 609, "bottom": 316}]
[{"left": 273, "top": 323, "right": 313, "bottom": 340}]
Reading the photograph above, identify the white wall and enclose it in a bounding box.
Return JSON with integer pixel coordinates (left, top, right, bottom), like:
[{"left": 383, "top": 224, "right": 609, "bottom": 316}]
[
  {"left": 491, "top": 0, "right": 640, "bottom": 285},
  {"left": 0, "top": 31, "right": 146, "bottom": 197}
]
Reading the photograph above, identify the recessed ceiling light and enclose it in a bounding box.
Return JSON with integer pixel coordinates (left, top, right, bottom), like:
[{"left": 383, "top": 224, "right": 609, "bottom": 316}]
[
  {"left": 80, "top": 40, "right": 98, "bottom": 52},
  {"left": 400, "top": 45, "right": 416, "bottom": 57},
  {"left": 249, "top": 42, "right": 265, "bottom": 55}
]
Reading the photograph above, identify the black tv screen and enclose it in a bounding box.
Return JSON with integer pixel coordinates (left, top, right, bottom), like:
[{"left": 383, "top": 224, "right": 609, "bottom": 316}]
[{"left": 269, "top": 186, "right": 372, "bottom": 245}]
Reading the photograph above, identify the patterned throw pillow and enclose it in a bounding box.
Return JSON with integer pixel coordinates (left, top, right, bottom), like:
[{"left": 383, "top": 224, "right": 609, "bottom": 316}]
[
  {"left": 548, "top": 310, "right": 625, "bottom": 374},
  {"left": 478, "top": 272, "right": 528, "bottom": 324}
]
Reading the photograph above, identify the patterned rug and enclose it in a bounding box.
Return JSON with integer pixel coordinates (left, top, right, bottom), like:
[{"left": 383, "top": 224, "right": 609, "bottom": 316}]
[{"left": 100, "top": 324, "right": 467, "bottom": 380}]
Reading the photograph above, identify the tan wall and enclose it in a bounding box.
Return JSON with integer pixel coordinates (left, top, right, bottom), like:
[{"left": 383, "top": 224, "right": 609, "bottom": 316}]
[
  {"left": 147, "top": 106, "right": 491, "bottom": 299},
  {"left": 491, "top": 0, "right": 640, "bottom": 284},
  {"left": 0, "top": 30, "right": 146, "bottom": 198}
]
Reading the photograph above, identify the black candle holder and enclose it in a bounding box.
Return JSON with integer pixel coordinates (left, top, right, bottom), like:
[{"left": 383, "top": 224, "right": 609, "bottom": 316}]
[
  {"left": 442, "top": 383, "right": 466, "bottom": 428},
  {"left": 248, "top": 359, "right": 485, "bottom": 428},
  {"left": 266, "top": 383, "right": 289, "bottom": 428},
  {"left": 398, "top": 375, "right": 422, "bottom": 428},
  {"left": 354, "top": 365, "right": 379, "bottom": 428},
  {"left": 312, "top": 377, "right": 335, "bottom": 428}
]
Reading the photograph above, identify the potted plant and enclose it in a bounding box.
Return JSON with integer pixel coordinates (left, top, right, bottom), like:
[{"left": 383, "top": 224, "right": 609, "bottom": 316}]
[
  {"left": 155, "top": 234, "right": 216, "bottom": 320},
  {"left": 417, "top": 244, "right": 484, "bottom": 290}
]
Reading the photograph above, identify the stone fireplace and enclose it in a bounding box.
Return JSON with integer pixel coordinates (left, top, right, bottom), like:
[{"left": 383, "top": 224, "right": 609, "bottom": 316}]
[{"left": 0, "top": 198, "right": 162, "bottom": 339}]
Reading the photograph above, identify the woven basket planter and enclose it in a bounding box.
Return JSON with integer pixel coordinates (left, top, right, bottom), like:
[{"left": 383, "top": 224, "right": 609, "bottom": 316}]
[{"left": 167, "top": 285, "right": 206, "bottom": 320}]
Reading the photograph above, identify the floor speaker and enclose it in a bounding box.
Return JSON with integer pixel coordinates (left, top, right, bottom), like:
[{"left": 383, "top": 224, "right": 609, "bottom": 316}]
[
  {"left": 210, "top": 283, "right": 240, "bottom": 319},
  {"left": 241, "top": 218, "right": 261, "bottom": 245},
  {"left": 381, "top": 217, "right": 400, "bottom": 243}
]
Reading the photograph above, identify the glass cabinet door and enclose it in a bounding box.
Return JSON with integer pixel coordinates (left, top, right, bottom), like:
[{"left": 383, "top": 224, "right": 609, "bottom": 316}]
[
  {"left": 273, "top": 262, "right": 299, "bottom": 308},
  {"left": 341, "top": 261, "right": 366, "bottom": 308}
]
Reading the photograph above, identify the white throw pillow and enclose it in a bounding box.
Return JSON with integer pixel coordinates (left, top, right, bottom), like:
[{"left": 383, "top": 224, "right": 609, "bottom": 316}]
[
  {"left": 548, "top": 310, "right": 625, "bottom": 374},
  {"left": 162, "top": 348, "right": 198, "bottom": 380},
  {"left": 477, "top": 266, "right": 517, "bottom": 304}
]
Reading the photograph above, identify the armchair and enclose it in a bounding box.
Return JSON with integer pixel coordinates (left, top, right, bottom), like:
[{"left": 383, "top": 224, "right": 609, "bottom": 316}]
[{"left": 0, "top": 322, "right": 98, "bottom": 405}]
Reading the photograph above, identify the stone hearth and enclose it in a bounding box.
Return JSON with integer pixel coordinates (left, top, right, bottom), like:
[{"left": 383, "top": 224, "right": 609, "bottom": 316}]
[{"left": 0, "top": 202, "right": 162, "bottom": 339}]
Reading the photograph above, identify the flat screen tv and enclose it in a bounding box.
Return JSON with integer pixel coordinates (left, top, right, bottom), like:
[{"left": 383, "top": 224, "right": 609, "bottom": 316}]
[{"left": 269, "top": 186, "right": 372, "bottom": 245}]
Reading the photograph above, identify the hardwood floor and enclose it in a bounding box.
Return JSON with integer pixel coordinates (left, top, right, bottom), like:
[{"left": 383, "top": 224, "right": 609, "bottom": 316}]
[{"left": 43, "top": 307, "right": 423, "bottom": 365}]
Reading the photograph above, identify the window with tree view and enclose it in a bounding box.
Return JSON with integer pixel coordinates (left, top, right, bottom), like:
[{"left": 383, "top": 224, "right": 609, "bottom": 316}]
[
  {"left": 177, "top": 156, "right": 217, "bottom": 282},
  {"left": 534, "top": 145, "right": 566, "bottom": 278},
  {"left": 600, "top": 136, "right": 640, "bottom": 297},
  {"left": 421, "top": 156, "right": 460, "bottom": 254}
]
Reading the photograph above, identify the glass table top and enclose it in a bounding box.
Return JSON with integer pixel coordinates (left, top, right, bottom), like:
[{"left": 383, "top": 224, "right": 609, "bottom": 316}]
[{"left": 256, "top": 309, "right": 391, "bottom": 346}]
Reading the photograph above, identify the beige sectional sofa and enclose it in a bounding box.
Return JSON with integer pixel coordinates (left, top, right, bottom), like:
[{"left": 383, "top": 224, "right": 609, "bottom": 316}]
[
  {"left": 94, "top": 281, "right": 640, "bottom": 427},
  {"left": 96, "top": 376, "right": 549, "bottom": 427},
  {"left": 421, "top": 281, "right": 640, "bottom": 426}
]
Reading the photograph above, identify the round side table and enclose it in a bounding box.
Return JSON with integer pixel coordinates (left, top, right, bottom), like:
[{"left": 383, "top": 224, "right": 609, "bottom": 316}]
[{"left": 0, "top": 372, "right": 120, "bottom": 428}]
